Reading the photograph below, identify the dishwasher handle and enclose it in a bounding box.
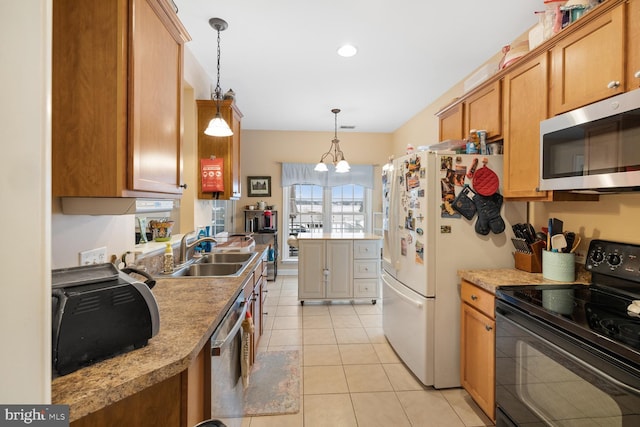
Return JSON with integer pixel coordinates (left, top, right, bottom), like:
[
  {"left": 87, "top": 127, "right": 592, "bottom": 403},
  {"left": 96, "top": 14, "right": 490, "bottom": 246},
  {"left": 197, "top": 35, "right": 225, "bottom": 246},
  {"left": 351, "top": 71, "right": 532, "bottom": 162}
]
[{"left": 211, "top": 299, "right": 249, "bottom": 356}]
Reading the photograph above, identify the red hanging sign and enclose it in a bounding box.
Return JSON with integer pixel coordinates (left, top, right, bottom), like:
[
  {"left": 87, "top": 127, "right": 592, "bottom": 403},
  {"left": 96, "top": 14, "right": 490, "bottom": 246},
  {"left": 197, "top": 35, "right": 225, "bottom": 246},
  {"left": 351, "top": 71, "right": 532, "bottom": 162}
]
[{"left": 201, "top": 158, "right": 224, "bottom": 192}]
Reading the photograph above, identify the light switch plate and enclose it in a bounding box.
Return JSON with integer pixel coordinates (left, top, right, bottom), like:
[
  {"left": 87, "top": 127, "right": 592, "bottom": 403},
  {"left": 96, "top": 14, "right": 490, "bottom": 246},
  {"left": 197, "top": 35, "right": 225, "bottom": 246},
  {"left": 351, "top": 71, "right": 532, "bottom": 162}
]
[{"left": 79, "top": 247, "right": 108, "bottom": 265}]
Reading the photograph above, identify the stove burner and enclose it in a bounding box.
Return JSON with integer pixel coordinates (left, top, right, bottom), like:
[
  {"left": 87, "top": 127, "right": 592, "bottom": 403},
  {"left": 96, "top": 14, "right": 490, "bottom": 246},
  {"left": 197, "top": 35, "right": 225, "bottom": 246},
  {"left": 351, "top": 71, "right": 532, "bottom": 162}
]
[
  {"left": 593, "top": 316, "right": 640, "bottom": 349},
  {"left": 619, "top": 322, "right": 640, "bottom": 347}
]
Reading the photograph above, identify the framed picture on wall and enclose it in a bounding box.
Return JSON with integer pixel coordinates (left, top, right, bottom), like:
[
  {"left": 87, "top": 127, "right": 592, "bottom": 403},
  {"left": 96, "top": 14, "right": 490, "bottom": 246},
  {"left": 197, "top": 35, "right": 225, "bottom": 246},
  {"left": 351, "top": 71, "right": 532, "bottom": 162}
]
[{"left": 247, "top": 176, "right": 271, "bottom": 197}]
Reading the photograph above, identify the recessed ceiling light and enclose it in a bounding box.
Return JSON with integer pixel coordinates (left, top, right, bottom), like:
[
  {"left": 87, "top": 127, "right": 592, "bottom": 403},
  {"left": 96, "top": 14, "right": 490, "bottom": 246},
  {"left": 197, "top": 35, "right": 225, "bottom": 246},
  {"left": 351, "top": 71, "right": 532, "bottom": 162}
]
[{"left": 337, "top": 44, "right": 357, "bottom": 58}]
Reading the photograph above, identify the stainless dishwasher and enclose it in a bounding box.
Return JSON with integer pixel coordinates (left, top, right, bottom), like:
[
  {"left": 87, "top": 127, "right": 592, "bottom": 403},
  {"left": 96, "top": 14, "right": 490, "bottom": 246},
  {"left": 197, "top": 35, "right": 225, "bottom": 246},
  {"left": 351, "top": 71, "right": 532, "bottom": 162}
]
[{"left": 210, "top": 290, "right": 249, "bottom": 418}]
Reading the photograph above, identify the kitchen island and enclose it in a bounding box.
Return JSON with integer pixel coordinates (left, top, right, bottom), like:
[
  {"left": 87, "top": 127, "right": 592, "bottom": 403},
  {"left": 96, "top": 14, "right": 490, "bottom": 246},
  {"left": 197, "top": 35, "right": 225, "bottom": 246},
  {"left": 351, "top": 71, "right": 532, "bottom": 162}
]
[
  {"left": 51, "top": 246, "right": 267, "bottom": 426},
  {"left": 296, "top": 232, "right": 382, "bottom": 304}
]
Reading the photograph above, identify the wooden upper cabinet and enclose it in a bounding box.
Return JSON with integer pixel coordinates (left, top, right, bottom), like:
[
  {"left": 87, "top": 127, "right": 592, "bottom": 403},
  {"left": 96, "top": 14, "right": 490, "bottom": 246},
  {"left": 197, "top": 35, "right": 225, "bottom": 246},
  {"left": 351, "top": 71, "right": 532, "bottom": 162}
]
[
  {"left": 464, "top": 80, "right": 502, "bottom": 140},
  {"left": 550, "top": 2, "right": 625, "bottom": 115},
  {"left": 628, "top": 0, "right": 640, "bottom": 91},
  {"left": 437, "top": 102, "right": 464, "bottom": 142},
  {"left": 197, "top": 100, "right": 243, "bottom": 200},
  {"left": 52, "top": 0, "right": 190, "bottom": 198},
  {"left": 503, "top": 53, "right": 552, "bottom": 200},
  {"left": 437, "top": 79, "right": 502, "bottom": 143}
]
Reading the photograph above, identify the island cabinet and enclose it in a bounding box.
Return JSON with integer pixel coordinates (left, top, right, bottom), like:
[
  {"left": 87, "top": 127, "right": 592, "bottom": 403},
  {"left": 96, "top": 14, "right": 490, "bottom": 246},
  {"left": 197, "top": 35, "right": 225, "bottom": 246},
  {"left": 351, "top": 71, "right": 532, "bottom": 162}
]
[
  {"left": 297, "top": 233, "right": 381, "bottom": 304},
  {"left": 52, "top": 0, "right": 190, "bottom": 198},
  {"left": 299, "top": 239, "right": 353, "bottom": 301},
  {"left": 460, "top": 279, "right": 496, "bottom": 422},
  {"left": 197, "top": 99, "right": 243, "bottom": 200},
  {"left": 549, "top": 2, "right": 626, "bottom": 116}
]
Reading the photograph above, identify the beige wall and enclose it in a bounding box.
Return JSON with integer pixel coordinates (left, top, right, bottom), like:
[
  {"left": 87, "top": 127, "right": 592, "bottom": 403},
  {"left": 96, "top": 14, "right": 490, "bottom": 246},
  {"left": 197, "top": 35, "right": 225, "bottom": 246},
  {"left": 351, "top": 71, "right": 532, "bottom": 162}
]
[
  {"left": 530, "top": 194, "right": 640, "bottom": 261},
  {"left": 237, "top": 129, "right": 393, "bottom": 233}
]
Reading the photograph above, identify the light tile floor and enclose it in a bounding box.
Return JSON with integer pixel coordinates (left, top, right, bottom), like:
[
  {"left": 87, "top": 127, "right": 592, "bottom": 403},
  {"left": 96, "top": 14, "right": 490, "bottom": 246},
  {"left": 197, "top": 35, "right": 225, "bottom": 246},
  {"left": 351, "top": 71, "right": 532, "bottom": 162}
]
[{"left": 219, "top": 275, "right": 494, "bottom": 427}]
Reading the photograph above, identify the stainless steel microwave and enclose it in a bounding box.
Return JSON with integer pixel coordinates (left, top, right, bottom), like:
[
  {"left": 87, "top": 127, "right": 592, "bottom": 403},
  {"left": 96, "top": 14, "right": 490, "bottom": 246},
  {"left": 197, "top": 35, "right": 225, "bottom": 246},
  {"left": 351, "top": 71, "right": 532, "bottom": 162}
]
[{"left": 539, "top": 89, "right": 640, "bottom": 192}]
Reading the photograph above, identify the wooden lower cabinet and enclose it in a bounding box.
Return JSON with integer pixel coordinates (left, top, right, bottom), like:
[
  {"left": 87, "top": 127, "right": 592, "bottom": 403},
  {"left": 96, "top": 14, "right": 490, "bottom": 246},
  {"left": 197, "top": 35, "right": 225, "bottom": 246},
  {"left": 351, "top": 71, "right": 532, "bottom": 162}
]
[
  {"left": 460, "top": 280, "right": 496, "bottom": 422},
  {"left": 70, "top": 347, "right": 209, "bottom": 427}
]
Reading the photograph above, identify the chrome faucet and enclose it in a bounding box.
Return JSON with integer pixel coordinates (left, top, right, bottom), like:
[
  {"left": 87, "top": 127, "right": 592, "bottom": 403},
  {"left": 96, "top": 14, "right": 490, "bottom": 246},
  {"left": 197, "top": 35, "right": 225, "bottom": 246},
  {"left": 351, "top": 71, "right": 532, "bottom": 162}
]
[{"left": 178, "top": 231, "right": 218, "bottom": 265}]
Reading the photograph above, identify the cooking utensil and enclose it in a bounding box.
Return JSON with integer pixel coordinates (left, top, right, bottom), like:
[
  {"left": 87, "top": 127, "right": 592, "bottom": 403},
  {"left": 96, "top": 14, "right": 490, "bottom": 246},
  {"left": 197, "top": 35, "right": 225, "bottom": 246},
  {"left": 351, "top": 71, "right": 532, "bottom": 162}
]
[
  {"left": 551, "top": 234, "right": 567, "bottom": 252},
  {"left": 564, "top": 232, "right": 576, "bottom": 253},
  {"left": 570, "top": 236, "right": 581, "bottom": 253}
]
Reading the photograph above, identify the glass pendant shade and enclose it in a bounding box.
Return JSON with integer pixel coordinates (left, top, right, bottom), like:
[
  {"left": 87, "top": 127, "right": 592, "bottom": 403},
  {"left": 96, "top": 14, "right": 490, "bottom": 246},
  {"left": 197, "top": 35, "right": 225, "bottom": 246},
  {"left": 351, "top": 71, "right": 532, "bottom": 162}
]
[
  {"left": 205, "top": 112, "right": 233, "bottom": 137},
  {"left": 205, "top": 17, "right": 233, "bottom": 137},
  {"left": 335, "top": 159, "right": 351, "bottom": 173},
  {"left": 314, "top": 162, "right": 329, "bottom": 172}
]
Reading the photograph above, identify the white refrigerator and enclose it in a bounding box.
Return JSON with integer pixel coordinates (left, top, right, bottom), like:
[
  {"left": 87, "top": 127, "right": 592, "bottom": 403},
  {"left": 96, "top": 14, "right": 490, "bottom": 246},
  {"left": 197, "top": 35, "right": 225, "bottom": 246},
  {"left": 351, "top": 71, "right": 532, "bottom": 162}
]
[{"left": 381, "top": 151, "right": 525, "bottom": 388}]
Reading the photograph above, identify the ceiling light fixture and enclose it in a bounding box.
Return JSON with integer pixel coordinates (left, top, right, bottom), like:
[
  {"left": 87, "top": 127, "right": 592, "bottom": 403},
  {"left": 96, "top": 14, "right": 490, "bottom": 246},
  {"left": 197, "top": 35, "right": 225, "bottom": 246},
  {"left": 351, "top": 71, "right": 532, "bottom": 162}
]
[
  {"left": 204, "top": 17, "right": 233, "bottom": 137},
  {"left": 337, "top": 44, "right": 358, "bottom": 58},
  {"left": 315, "top": 109, "right": 350, "bottom": 173}
]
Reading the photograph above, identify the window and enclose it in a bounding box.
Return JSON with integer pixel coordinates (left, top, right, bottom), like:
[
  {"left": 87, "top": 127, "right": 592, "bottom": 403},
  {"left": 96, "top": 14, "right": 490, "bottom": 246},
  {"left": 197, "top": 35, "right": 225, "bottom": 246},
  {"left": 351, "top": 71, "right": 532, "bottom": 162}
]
[{"left": 281, "top": 163, "right": 375, "bottom": 261}]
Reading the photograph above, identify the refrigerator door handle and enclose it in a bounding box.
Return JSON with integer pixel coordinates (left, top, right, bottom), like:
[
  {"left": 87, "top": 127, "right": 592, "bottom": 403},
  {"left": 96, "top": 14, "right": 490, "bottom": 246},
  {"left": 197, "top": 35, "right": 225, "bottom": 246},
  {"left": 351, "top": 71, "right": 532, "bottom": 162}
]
[
  {"left": 388, "top": 163, "right": 401, "bottom": 269},
  {"left": 382, "top": 274, "right": 423, "bottom": 308}
]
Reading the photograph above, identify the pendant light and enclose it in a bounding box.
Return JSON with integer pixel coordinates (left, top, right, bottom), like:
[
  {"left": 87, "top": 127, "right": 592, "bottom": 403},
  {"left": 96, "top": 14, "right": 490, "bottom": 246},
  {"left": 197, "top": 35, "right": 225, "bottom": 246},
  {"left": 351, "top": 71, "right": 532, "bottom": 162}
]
[
  {"left": 314, "top": 109, "right": 350, "bottom": 173},
  {"left": 204, "top": 18, "right": 233, "bottom": 137}
]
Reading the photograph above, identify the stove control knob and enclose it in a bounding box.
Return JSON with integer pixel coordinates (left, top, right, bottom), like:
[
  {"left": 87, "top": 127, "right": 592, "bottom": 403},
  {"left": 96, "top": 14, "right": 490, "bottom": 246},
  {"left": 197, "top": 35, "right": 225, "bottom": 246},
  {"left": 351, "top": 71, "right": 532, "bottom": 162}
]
[
  {"left": 607, "top": 253, "right": 622, "bottom": 268},
  {"left": 591, "top": 250, "right": 605, "bottom": 264}
]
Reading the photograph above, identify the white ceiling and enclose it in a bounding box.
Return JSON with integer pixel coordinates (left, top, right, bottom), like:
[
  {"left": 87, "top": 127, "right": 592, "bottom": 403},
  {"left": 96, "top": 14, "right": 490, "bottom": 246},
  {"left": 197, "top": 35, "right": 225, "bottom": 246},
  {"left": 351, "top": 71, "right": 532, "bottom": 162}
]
[{"left": 174, "top": 0, "right": 541, "bottom": 133}]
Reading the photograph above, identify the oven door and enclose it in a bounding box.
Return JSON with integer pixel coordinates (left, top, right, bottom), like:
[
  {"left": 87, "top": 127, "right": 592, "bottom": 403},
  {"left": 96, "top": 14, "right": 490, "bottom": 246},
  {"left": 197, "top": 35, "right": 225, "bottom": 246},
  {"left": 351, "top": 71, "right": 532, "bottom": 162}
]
[{"left": 496, "top": 302, "right": 640, "bottom": 427}]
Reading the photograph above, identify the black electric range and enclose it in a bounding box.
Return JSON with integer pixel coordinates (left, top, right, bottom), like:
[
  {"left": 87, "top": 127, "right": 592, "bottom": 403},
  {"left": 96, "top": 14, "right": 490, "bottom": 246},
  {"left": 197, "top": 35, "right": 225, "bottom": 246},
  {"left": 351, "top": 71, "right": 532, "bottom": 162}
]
[{"left": 496, "top": 239, "right": 640, "bottom": 368}]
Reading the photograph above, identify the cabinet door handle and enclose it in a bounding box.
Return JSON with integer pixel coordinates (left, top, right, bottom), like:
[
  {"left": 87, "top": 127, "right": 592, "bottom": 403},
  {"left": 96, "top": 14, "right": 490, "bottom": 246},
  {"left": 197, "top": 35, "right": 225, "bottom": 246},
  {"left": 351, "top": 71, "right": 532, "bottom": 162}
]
[
  {"left": 635, "top": 71, "right": 640, "bottom": 79},
  {"left": 485, "top": 324, "right": 493, "bottom": 331},
  {"left": 179, "top": 183, "right": 188, "bottom": 189},
  {"left": 607, "top": 80, "right": 621, "bottom": 89},
  {"left": 471, "top": 295, "right": 478, "bottom": 301}
]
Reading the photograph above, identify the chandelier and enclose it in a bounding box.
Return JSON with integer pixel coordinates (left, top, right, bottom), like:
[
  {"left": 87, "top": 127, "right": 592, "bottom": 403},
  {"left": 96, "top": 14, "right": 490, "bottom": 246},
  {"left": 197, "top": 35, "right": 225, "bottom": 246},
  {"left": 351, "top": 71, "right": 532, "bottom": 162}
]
[{"left": 314, "top": 108, "right": 350, "bottom": 173}]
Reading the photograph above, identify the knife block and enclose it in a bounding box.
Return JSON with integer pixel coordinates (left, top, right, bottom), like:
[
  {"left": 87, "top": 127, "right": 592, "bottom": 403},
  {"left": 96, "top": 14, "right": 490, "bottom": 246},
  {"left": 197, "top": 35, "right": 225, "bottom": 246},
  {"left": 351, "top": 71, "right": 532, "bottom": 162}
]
[{"left": 514, "top": 240, "right": 544, "bottom": 273}]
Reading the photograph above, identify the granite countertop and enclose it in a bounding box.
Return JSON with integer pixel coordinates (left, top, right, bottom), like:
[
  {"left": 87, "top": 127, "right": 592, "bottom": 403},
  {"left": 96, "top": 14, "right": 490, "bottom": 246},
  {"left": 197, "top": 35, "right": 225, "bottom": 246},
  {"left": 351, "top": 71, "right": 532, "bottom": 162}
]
[
  {"left": 51, "top": 247, "right": 267, "bottom": 422},
  {"left": 296, "top": 232, "right": 382, "bottom": 240},
  {"left": 458, "top": 267, "right": 592, "bottom": 294}
]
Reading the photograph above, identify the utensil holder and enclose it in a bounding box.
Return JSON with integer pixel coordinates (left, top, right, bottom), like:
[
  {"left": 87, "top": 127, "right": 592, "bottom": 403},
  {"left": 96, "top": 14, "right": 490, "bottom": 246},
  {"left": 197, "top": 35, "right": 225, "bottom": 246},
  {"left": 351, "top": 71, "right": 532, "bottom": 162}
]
[
  {"left": 542, "top": 250, "right": 576, "bottom": 282},
  {"left": 514, "top": 240, "right": 544, "bottom": 273}
]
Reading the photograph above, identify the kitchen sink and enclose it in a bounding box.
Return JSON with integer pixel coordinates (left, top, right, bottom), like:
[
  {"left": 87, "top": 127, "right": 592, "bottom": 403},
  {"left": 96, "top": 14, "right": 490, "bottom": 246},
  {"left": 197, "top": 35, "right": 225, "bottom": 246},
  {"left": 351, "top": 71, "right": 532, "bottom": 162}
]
[
  {"left": 201, "top": 252, "right": 255, "bottom": 264},
  {"left": 161, "top": 251, "right": 259, "bottom": 278}
]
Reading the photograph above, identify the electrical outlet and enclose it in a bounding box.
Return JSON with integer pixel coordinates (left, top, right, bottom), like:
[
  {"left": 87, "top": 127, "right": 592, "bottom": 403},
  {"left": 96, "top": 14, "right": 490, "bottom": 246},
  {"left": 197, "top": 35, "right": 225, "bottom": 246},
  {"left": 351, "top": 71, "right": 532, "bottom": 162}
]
[{"left": 79, "top": 247, "right": 108, "bottom": 265}]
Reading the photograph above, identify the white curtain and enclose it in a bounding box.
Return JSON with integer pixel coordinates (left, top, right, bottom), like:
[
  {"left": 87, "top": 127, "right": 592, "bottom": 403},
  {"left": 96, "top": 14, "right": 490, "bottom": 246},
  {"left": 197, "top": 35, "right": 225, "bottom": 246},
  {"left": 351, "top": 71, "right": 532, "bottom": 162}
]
[{"left": 281, "top": 163, "right": 374, "bottom": 189}]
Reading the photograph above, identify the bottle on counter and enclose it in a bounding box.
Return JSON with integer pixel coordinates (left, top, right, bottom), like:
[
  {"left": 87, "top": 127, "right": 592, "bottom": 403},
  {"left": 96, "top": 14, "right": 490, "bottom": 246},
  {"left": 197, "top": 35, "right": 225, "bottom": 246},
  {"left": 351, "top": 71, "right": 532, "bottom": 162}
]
[{"left": 163, "top": 243, "right": 174, "bottom": 273}]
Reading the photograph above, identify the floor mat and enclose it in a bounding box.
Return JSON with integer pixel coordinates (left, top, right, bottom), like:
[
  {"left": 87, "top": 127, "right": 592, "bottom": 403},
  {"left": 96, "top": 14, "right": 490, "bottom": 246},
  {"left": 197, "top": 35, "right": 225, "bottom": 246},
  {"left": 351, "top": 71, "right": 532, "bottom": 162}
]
[{"left": 212, "top": 350, "right": 300, "bottom": 418}]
